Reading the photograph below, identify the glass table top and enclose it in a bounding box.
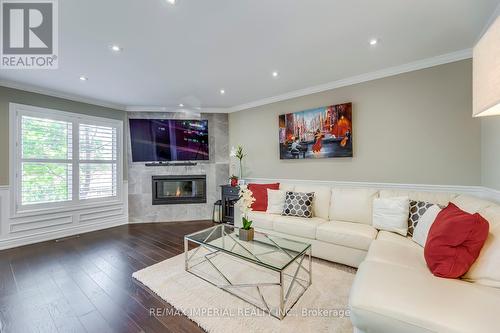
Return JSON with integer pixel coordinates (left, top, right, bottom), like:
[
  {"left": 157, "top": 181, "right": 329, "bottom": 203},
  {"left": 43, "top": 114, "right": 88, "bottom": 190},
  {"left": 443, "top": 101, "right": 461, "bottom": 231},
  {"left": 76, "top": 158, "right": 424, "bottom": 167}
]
[{"left": 185, "top": 224, "right": 311, "bottom": 271}]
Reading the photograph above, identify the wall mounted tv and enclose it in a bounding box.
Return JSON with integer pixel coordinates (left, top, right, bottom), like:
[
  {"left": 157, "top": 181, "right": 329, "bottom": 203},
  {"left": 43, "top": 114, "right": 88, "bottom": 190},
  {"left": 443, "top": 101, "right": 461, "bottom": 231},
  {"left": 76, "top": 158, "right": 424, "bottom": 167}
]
[{"left": 129, "top": 119, "right": 209, "bottom": 162}]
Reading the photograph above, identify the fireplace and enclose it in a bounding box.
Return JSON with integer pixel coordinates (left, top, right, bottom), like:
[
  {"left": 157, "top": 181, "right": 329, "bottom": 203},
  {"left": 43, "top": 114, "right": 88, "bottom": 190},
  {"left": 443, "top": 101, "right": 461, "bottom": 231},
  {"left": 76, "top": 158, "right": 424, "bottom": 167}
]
[{"left": 152, "top": 175, "right": 207, "bottom": 205}]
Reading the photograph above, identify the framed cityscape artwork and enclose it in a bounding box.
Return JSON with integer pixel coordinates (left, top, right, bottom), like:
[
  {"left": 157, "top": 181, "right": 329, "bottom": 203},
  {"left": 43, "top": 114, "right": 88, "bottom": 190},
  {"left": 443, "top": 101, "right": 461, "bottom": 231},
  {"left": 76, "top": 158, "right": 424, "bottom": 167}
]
[{"left": 279, "top": 102, "right": 353, "bottom": 159}]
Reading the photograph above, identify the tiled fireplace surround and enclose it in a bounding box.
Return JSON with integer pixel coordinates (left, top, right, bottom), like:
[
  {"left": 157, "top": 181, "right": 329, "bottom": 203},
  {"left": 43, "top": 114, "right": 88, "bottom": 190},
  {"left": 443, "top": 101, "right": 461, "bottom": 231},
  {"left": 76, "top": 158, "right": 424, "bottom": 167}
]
[{"left": 127, "top": 112, "right": 229, "bottom": 223}]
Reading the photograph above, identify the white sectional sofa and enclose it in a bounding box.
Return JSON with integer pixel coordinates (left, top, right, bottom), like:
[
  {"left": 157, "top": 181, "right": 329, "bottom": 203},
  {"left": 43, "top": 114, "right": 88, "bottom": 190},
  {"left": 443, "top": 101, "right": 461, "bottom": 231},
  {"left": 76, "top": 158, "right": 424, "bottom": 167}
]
[{"left": 244, "top": 182, "right": 500, "bottom": 333}]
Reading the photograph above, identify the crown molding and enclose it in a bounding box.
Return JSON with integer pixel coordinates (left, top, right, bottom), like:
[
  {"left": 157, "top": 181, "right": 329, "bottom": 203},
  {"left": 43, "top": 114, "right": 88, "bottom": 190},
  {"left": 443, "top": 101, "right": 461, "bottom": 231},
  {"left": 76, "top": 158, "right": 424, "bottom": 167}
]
[
  {"left": 125, "top": 106, "right": 170, "bottom": 112},
  {"left": 227, "top": 48, "right": 472, "bottom": 113},
  {"left": 1, "top": 48, "right": 472, "bottom": 114},
  {"left": 125, "top": 105, "right": 228, "bottom": 114},
  {"left": 0, "top": 79, "right": 125, "bottom": 111}
]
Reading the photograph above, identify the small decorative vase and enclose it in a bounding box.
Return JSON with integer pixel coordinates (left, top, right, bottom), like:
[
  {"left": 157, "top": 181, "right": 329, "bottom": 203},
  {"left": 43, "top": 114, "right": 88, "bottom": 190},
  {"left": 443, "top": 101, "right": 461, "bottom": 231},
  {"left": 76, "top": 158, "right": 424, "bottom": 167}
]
[
  {"left": 239, "top": 228, "right": 254, "bottom": 241},
  {"left": 230, "top": 178, "right": 238, "bottom": 187}
]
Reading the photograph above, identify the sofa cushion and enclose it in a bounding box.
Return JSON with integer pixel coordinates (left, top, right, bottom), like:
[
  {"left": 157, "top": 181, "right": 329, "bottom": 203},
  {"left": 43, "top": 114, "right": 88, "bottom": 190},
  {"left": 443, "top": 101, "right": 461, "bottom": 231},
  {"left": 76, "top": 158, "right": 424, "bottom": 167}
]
[
  {"left": 379, "top": 189, "right": 457, "bottom": 207},
  {"left": 365, "top": 239, "right": 428, "bottom": 273},
  {"left": 451, "top": 194, "right": 493, "bottom": 214},
  {"left": 279, "top": 183, "right": 295, "bottom": 192},
  {"left": 316, "top": 221, "right": 377, "bottom": 251},
  {"left": 464, "top": 205, "right": 500, "bottom": 288},
  {"left": 329, "top": 188, "right": 379, "bottom": 224},
  {"left": 259, "top": 227, "right": 368, "bottom": 268},
  {"left": 350, "top": 261, "right": 500, "bottom": 333},
  {"left": 295, "top": 185, "right": 331, "bottom": 219},
  {"left": 372, "top": 196, "right": 409, "bottom": 236},
  {"left": 247, "top": 211, "right": 275, "bottom": 230},
  {"left": 376, "top": 230, "right": 419, "bottom": 248},
  {"left": 273, "top": 215, "right": 325, "bottom": 239},
  {"left": 424, "top": 203, "right": 489, "bottom": 279}
]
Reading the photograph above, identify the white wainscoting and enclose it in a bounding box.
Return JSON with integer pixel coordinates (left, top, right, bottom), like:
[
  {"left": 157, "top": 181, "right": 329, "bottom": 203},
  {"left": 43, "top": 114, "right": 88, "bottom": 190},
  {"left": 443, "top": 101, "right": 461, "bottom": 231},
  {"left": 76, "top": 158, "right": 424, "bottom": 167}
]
[
  {"left": 1, "top": 178, "right": 499, "bottom": 251},
  {"left": 0, "top": 181, "right": 129, "bottom": 250},
  {"left": 244, "top": 178, "right": 500, "bottom": 203},
  {"left": 483, "top": 187, "right": 500, "bottom": 203}
]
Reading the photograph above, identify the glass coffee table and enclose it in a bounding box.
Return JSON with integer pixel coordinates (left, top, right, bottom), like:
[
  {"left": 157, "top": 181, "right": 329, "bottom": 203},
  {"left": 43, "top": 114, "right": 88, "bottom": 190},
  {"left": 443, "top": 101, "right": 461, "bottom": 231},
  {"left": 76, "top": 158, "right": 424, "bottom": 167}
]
[{"left": 184, "top": 224, "right": 312, "bottom": 319}]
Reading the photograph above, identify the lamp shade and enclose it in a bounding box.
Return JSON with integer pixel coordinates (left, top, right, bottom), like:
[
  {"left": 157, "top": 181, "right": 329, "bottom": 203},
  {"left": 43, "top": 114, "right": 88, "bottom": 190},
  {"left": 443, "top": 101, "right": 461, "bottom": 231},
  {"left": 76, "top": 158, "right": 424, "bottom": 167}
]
[{"left": 473, "top": 16, "right": 500, "bottom": 117}]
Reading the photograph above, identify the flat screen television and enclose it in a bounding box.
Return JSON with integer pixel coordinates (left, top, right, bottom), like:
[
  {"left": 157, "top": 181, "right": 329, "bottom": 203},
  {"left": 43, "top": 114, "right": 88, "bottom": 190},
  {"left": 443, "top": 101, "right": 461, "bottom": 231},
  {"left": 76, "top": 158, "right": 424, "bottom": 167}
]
[{"left": 129, "top": 119, "right": 209, "bottom": 162}]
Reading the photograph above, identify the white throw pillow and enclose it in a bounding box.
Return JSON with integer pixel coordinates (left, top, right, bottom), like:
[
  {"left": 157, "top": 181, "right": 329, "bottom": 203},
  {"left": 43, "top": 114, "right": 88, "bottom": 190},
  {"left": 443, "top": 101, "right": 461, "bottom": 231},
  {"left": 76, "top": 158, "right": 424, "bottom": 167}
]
[
  {"left": 266, "top": 189, "right": 286, "bottom": 214},
  {"left": 412, "top": 204, "right": 441, "bottom": 247},
  {"left": 372, "top": 197, "right": 410, "bottom": 236}
]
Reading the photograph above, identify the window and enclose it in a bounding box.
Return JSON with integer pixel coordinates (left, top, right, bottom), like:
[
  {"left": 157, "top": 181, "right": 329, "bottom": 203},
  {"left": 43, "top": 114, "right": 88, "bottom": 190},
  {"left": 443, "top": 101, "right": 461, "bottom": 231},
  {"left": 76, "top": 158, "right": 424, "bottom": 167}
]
[{"left": 11, "top": 104, "right": 122, "bottom": 211}]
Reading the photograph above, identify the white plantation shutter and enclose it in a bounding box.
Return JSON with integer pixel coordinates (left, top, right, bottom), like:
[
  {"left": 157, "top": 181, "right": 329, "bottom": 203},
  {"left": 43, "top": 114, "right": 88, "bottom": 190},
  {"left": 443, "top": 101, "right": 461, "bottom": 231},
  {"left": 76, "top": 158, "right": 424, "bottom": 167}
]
[
  {"left": 20, "top": 116, "right": 73, "bottom": 205},
  {"left": 79, "top": 124, "right": 117, "bottom": 160},
  {"left": 14, "top": 104, "right": 122, "bottom": 210},
  {"left": 79, "top": 124, "right": 118, "bottom": 200}
]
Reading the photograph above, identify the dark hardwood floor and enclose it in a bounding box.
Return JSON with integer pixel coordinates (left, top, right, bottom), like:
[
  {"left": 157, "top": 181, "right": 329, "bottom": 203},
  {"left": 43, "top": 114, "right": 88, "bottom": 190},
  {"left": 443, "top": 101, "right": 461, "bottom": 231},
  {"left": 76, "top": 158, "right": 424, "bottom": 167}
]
[{"left": 0, "top": 221, "right": 215, "bottom": 333}]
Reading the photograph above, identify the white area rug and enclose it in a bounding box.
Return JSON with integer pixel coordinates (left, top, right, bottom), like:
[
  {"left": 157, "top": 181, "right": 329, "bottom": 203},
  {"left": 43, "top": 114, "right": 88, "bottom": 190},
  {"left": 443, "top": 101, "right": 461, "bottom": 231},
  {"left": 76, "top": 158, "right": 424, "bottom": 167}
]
[
  {"left": 133, "top": 251, "right": 356, "bottom": 333},
  {"left": 133, "top": 250, "right": 355, "bottom": 333}
]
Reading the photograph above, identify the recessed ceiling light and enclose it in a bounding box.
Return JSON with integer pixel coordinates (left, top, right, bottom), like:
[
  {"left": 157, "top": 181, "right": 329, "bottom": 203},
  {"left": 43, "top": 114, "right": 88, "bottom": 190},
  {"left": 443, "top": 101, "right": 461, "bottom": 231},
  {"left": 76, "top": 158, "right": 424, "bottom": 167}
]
[
  {"left": 79, "top": 76, "right": 88, "bottom": 81},
  {"left": 179, "top": 103, "right": 184, "bottom": 107},
  {"left": 272, "top": 71, "right": 279, "bottom": 78},
  {"left": 166, "top": 0, "right": 176, "bottom": 4},
  {"left": 369, "top": 38, "right": 378, "bottom": 46},
  {"left": 110, "top": 45, "right": 122, "bottom": 52},
  {"left": 220, "top": 89, "right": 225, "bottom": 95}
]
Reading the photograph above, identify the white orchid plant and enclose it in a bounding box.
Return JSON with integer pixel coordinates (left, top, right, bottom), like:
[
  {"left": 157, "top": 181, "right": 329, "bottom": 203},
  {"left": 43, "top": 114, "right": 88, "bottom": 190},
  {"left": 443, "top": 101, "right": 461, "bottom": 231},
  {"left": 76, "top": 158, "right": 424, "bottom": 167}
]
[
  {"left": 237, "top": 185, "right": 255, "bottom": 230},
  {"left": 230, "top": 145, "right": 246, "bottom": 180}
]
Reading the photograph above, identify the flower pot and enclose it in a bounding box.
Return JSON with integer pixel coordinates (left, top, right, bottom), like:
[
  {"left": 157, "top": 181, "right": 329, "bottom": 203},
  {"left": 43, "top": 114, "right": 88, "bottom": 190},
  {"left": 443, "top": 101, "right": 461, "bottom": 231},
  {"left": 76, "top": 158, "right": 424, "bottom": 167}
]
[
  {"left": 230, "top": 178, "right": 238, "bottom": 187},
  {"left": 239, "top": 228, "right": 254, "bottom": 241}
]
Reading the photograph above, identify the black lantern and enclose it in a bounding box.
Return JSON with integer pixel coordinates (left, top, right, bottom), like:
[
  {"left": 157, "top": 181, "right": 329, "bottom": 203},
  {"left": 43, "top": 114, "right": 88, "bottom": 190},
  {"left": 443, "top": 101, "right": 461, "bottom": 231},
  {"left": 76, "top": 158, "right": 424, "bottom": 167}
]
[{"left": 213, "top": 200, "right": 223, "bottom": 223}]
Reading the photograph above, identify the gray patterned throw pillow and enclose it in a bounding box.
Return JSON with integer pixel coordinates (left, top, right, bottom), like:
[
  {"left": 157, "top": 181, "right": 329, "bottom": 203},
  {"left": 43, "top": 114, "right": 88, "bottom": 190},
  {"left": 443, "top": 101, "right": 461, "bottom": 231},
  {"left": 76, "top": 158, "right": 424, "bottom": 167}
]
[
  {"left": 408, "top": 200, "right": 438, "bottom": 236},
  {"left": 282, "top": 191, "right": 314, "bottom": 218}
]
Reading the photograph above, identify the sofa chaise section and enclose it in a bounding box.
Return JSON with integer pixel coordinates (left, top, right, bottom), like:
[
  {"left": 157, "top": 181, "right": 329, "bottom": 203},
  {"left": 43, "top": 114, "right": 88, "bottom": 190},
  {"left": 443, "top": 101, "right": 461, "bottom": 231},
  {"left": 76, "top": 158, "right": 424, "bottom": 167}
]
[
  {"left": 350, "top": 260, "right": 500, "bottom": 333},
  {"left": 350, "top": 198, "right": 500, "bottom": 333}
]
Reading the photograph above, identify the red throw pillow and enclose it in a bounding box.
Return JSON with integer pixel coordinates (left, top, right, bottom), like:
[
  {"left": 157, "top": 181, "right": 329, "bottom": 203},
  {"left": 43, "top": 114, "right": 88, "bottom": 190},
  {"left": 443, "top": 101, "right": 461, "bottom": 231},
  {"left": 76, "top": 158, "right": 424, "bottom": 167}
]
[
  {"left": 424, "top": 203, "right": 489, "bottom": 279},
  {"left": 247, "top": 183, "right": 280, "bottom": 212}
]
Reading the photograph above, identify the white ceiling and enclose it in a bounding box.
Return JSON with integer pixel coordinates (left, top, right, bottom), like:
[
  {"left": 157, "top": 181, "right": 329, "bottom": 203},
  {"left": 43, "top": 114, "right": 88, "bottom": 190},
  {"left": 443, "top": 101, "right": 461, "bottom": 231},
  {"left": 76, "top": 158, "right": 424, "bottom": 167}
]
[{"left": 0, "top": 0, "right": 499, "bottom": 111}]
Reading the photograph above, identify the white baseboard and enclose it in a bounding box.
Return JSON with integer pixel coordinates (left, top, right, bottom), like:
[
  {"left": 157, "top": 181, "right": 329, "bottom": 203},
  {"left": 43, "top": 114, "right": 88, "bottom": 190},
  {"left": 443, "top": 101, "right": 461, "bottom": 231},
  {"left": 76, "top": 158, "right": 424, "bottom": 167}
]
[{"left": 1, "top": 178, "right": 498, "bottom": 251}]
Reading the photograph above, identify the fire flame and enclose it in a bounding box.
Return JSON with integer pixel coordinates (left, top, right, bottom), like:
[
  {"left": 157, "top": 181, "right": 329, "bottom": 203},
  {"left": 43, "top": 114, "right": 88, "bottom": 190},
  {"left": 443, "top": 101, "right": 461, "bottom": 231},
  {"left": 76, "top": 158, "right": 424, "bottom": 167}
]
[{"left": 176, "top": 186, "right": 181, "bottom": 197}]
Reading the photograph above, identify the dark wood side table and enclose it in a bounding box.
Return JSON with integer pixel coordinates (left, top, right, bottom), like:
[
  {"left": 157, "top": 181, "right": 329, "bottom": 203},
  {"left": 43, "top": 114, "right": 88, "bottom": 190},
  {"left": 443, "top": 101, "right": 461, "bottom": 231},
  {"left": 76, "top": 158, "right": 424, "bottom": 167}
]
[{"left": 220, "top": 185, "right": 240, "bottom": 225}]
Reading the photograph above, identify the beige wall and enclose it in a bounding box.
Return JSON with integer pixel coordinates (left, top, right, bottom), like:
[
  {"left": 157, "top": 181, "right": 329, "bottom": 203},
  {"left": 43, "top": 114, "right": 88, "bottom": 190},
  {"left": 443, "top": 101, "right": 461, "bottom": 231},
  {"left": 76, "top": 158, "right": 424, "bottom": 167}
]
[
  {"left": 0, "top": 86, "right": 128, "bottom": 185},
  {"left": 229, "top": 60, "right": 482, "bottom": 186},
  {"left": 481, "top": 116, "right": 500, "bottom": 190}
]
